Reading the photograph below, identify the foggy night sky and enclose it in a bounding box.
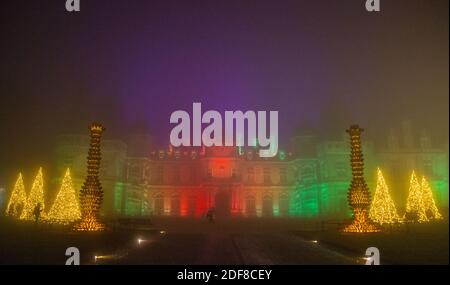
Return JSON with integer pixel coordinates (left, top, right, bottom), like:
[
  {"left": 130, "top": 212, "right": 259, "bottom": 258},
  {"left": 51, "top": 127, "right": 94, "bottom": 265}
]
[{"left": 0, "top": 0, "right": 448, "bottom": 184}]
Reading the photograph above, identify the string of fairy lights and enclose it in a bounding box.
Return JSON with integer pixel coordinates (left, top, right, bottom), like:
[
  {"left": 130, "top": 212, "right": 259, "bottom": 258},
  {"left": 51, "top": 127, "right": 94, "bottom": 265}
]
[
  {"left": 3, "top": 123, "right": 444, "bottom": 233},
  {"left": 5, "top": 123, "right": 106, "bottom": 230},
  {"left": 343, "top": 125, "right": 380, "bottom": 233},
  {"left": 403, "top": 171, "right": 443, "bottom": 222},
  {"left": 368, "top": 169, "right": 443, "bottom": 224},
  {"left": 342, "top": 125, "right": 443, "bottom": 233},
  {"left": 46, "top": 169, "right": 81, "bottom": 224},
  {"left": 73, "top": 123, "right": 105, "bottom": 231},
  {"left": 20, "top": 168, "right": 46, "bottom": 221},
  {"left": 5, "top": 173, "right": 27, "bottom": 217},
  {"left": 5, "top": 166, "right": 441, "bottom": 226},
  {"left": 369, "top": 168, "right": 401, "bottom": 225},
  {"left": 5, "top": 168, "right": 81, "bottom": 224}
]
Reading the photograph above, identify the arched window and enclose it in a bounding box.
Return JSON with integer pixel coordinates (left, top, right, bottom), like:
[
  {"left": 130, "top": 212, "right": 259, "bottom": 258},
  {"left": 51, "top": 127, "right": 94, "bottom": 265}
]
[
  {"left": 154, "top": 194, "right": 164, "bottom": 216},
  {"left": 262, "top": 195, "right": 273, "bottom": 217},
  {"left": 263, "top": 168, "right": 271, "bottom": 184},
  {"left": 246, "top": 195, "right": 256, "bottom": 216},
  {"left": 188, "top": 195, "right": 196, "bottom": 216},
  {"left": 279, "top": 194, "right": 289, "bottom": 216},
  {"left": 171, "top": 195, "right": 180, "bottom": 216}
]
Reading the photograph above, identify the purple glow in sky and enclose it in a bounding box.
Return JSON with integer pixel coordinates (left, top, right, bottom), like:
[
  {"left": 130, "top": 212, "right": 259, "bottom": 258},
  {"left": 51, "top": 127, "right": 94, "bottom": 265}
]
[{"left": 0, "top": 0, "right": 448, "bottom": 181}]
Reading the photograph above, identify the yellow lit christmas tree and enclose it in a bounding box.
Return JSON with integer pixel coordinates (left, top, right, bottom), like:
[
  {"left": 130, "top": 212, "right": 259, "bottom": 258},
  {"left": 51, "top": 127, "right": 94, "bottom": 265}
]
[
  {"left": 404, "top": 171, "right": 428, "bottom": 223},
  {"left": 343, "top": 125, "right": 380, "bottom": 233},
  {"left": 421, "top": 176, "right": 442, "bottom": 220},
  {"left": 46, "top": 169, "right": 81, "bottom": 224},
  {"left": 20, "top": 168, "right": 45, "bottom": 221},
  {"left": 5, "top": 173, "right": 27, "bottom": 218},
  {"left": 369, "top": 168, "right": 401, "bottom": 225}
]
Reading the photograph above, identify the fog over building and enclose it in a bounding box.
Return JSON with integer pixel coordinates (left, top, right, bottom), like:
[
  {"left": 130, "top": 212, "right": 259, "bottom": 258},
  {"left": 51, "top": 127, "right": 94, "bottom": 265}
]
[{"left": 53, "top": 125, "right": 449, "bottom": 219}]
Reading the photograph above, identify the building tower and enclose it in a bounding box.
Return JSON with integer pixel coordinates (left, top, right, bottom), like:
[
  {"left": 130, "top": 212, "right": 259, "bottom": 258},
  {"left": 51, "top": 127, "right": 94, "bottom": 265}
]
[
  {"left": 343, "top": 125, "right": 380, "bottom": 233},
  {"left": 73, "top": 123, "right": 105, "bottom": 231}
]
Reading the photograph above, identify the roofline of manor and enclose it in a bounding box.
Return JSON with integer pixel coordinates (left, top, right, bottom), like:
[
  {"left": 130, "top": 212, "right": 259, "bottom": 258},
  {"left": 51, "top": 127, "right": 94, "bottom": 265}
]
[{"left": 55, "top": 135, "right": 449, "bottom": 163}]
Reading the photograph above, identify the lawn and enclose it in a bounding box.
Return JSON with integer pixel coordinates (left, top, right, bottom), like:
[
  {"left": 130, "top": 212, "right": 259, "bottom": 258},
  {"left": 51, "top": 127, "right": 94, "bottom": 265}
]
[
  {"left": 1, "top": 216, "right": 448, "bottom": 265},
  {"left": 294, "top": 220, "right": 449, "bottom": 265},
  {"left": 0, "top": 218, "right": 158, "bottom": 265}
]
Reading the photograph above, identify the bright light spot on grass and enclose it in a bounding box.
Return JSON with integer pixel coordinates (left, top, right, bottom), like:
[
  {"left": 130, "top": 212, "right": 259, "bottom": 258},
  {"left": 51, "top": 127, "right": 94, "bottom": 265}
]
[
  {"left": 137, "top": 238, "right": 151, "bottom": 245},
  {"left": 357, "top": 257, "right": 372, "bottom": 264},
  {"left": 94, "top": 255, "right": 115, "bottom": 262}
]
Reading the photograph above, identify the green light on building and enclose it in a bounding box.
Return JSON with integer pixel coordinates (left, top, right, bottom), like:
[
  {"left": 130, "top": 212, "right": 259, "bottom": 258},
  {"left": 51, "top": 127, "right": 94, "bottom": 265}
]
[
  {"left": 278, "top": 150, "right": 286, "bottom": 161},
  {"left": 114, "top": 182, "right": 125, "bottom": 214},
  {"left": 431, "top": 180, "right": 449, "bottom": 208}
]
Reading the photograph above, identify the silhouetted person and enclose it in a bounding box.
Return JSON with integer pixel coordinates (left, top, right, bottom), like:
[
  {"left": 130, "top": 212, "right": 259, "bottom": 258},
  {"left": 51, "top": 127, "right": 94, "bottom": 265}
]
[
  {"left": 206, "top": 207, "right": 215, "bottom": 223},
  {"left": 7, "top": 203, "right": 15, "bottom": 217},
  {"left": 16, "top": 202, "right": 23, "bottom": 218},
  {"left": 33, "top": 203, "right": 42, "bottom": 222}
]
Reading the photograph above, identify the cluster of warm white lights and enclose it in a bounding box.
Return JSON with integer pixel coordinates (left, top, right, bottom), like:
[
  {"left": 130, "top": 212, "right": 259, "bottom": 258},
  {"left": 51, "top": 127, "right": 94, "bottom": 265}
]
[
  {"left": 46, "top": 169, "right": 81, "bottom": 224},
  {"left": 405, "top": 171, "right": 443, "bottom": 222},
  {"left": 19, "top": 168, "right": 45, "bottom": 221},
  {"left": 5, "top": 173, "right": 27, "bottom": 218},
  {"left": 369, "top": 168, "right": 401, "bottom": 225},
  {"left": 368, "top": 169, "right": 443, "bottom": 225},
  {"left": 5, "top": 168, "right": 82, "bottom": 224}
]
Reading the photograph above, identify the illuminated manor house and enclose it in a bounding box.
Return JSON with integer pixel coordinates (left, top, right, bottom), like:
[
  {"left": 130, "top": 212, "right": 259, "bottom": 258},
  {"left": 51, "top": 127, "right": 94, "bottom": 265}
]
[{"left": 54, "top": 122, "right": 449, "bottom": 218}]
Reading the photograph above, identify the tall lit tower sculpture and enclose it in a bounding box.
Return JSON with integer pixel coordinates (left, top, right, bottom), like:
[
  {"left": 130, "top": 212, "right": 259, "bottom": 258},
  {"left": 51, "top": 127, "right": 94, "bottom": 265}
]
[
  {"left": 73, "top": 123, "right": 105, "bottom": 231},
  {"left": 343, "top": 125, "right": 380, "bottom": 233}
]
